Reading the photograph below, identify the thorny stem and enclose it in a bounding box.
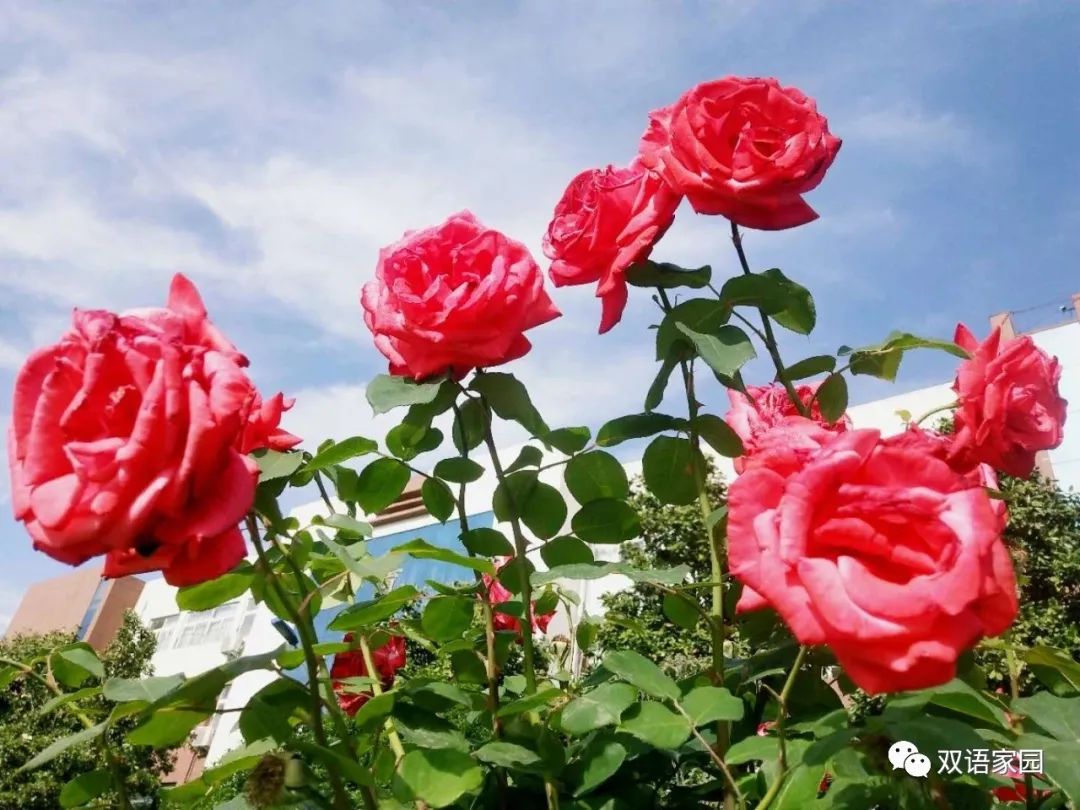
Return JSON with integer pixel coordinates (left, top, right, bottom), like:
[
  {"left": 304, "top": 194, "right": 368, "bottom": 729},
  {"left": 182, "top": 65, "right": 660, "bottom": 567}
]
[
  {"left": 672, "top": 701, "right": 745, "bottom": 809},
  {"left": 729, "top": 222, "right": 811, "bottom": 418},
  {"left": 476, "top": 395, "right": 540, "bottom": 696},
  {"left": 657, "top": 286, "right": 732, "bottom": 808},
  {"left": 247, "top": 516, "right": 353, "bottom": 810},
  {"left": 1, "top": 656, "right": 133, "bottom": 810},
  {"left": 757, "top": 646, "right": 811, "bottom": 810}
]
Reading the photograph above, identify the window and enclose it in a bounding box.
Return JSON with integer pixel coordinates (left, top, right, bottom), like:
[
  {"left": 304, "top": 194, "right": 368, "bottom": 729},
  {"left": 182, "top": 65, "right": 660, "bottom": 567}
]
[
  {"left": 150, "top": 614, "right": 179, "bottom": 650},
  {"left": 76, "top": 580, "right": 109, "bottom": 640},
  {"left": 151, "top": 600, "right": 251, "bottom": 652}
]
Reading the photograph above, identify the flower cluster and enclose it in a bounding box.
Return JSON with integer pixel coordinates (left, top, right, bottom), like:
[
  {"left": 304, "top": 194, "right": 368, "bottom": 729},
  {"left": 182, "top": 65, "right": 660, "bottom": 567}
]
[
  {"left": 723, "top": 324, "right": 1065, "bottom": 693},
  {"left": 8, "top": 275, "right": 298, "bottom": 586},
  {"left": 329, "top": 633, "right": 407, "bottom": 716}
]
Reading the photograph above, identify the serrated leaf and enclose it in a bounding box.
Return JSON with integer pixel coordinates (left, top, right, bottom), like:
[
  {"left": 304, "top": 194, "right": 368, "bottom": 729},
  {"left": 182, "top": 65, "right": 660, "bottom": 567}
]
[
  {"left": 596, "top": 413, "right": 680, "bottom": 447},
  {"left": 474, "top": 741, "right": 543, "bottom": 769},
  {"left": 675, "top": 323, "right": 756, "bottom": 378},
  {"left": 680, "top": 686, "right": 744, "bottom": 726},
  {"left": 693, "top": 414, "right": 744, "bottom": 457},
  {"left": 603, "top": 650, "right": 679, "bottom": 700},
  {"left": 643, "top": 436, "right": 700, "bottom": 505},
  {"left": 620, "top": 701, "right": 691, "bottom": 748},
  {"left": 656, "top": 299, "right": 730, "bottom": 360},
  {"left": 572, "top": 499, "right": 640, "bottom": 544},
  {"left": 255, "top": 450, "right": 305, "bottom": 481},
  {"left": 396, "top": 748, "right": 483, "bottom": 807},
  {"left": 367, "top": 374, "right": 445, "bottom": 415},
  {"left": 421, "top": 597, "right": 475, "bottom": 642},
  {"left": 816, "top": 373, "right": 848, "bottom": 423},
  {"left": 303, "top": 436, "right": 378, "bottom": 472},
  {"left": 471, "top": 372, "right": 549, "bottom": 437},
  {"left": 176, "top": 569, "right": 253, "bottom": 612},
  {"left": 545, "top": 426, "right": 591, "bottom": 455},
  {"left": 560, "top": 682, "right": 638, "bottom": 735},
  {"left": 565, "top": 451, "right": 629, "bottom": 503}
]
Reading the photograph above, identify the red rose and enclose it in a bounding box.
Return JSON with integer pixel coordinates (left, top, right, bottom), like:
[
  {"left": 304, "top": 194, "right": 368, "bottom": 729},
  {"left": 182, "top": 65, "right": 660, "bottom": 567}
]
[
  {"left": 361, "top": 211, "right": 560, "bottom": 380},
  {"left": 483, "top": 559, "right": 554, "bottom": 636},
  {"left": 951, "top": 323, "right": 1067, "bottom": 478},
  {"left": 725, "top": 382, "right": 848, "bottom": 473},
  {"left": 729, "top": 428, "right": 1017, "bottom": 694},
  {"left": 8, "top": 274, "right": 298, "bottom": 586},
  {"left": 638, "top": 76, "right": 841, "bottom": 230},
  {"left": 543, "top": 163, "right": 680, "bottom": 333},
  {"left": 330, "top": 633, "right": 407, "bottom": 717}
]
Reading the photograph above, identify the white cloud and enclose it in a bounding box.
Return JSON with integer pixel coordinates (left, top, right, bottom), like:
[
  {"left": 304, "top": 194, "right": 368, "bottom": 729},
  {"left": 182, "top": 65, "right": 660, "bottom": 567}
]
[{"left": 841, "top": 103, "right": 982, "bottom": 163}]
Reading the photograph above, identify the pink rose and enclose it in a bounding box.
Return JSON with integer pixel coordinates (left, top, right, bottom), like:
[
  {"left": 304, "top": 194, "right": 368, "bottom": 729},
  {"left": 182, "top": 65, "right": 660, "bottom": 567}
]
[
  {"left": 543, "top": 163, "right": 680, "bottom": 333},
  {"left": 951, "top": 323, "right": 1067, "bottom": 478},
  {"left": 8, "top": 274, "right": 298, "bottom": 586},
  {"left": 483, "top": 559, "right": 554, "bottom": 636},
  {"left": 330, "top": 632, "right": 407, "bottom": 716},
  {"left": 638, "top": 76, "right": 841, "bottom": 230},
  {"left": 729, "top": 428, "right": 1017, "bottom": 694},
  {"left": 725, "top": 382, "right": 848, "bottom": 473},
  {"left": 361, "top": 211, "right": 560, "bottom": 380}
]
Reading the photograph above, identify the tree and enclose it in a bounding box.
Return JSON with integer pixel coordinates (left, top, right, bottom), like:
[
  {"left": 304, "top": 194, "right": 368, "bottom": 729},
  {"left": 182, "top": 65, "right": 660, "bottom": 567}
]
[
  {"left": 595, "top": 471, "right": 727, "bottom": 677},
  {"left": 0, "top": 610, "right": 176, "bottom": 808}
]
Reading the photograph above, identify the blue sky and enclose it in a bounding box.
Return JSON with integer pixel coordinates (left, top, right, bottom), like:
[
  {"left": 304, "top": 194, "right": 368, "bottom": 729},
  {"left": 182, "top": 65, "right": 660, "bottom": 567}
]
[{"left": 2, "top": 1, "right": 1079, "bottom": 627}]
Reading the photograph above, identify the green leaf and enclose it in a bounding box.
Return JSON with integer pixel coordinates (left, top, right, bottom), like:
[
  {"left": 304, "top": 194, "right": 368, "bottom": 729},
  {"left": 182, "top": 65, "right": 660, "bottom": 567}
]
[
  {"left": 762, "top": 268, "right": 816, "bottom": 334},
  {"left": 255, "top": 450, "right": 305, "bottom": 482},
  {"left": 576, "top": 619, "right": 600, "bottom": 652},
  {"left": 545, "top": 426, "right": 591, "bottom": 455},
  {"left": 460, "top": 527, "right": 514, "bottom": 557},
  {"left": 815, "top": 373, "right": 848, "bottom": 424},
  {"left": 645, "top": 355, "right": 678, "bottom": 412},
  {"left": 782, "top": 355, "right": 836, "bottom": 381},
  {"left": 367, "top": 374, "right": 444, "bottom": 415},
  {"left": 356, "top": 457, "right": 411, "bottom": 514},
  {"left": 717, "top": 270, "right": 807, "bottom": 322},
  {"left": 642, "top": 436, "right": 700, "bottom": 506},
  {"left": 474, "top": 741, "right": 542, "bottom": 769},
  {"left": 421, "top": 597, "right": 475, "bottom": 642},
  {"left": 352, "top": 691, "right": 396, "bottom": 729},
  {"left": 103, "top": 674, "right": 186, "bottom": 703},
  {"left": 493, "top": 471, "right": 567, "bottom": 540},
  {"left": 656, "top": 299, "right": 730, "bottom": 360},
  {"left": 541, "top": 535, "right": 594, "bottom": 567},
  {"left": 679, "top": 686, "right": 744, "bottom": 726},
  {"left": 565, "top": 451, "right": 629, "bottom": 503},
  {"left": 890, "top": 679, "right": 1009, "bottom": 729},
  {"left": 532, "top": 562, "right": 689, "bottom": 587},
  {"left": 596, "top": 413, "right": 680, "bottom": 447},
  {"left": 567, "top": 734, "right": 627, "bottom": 797},
  {"left": 451, "top": 397, "right": 486, "bottom": 454},
  {"left": 662, "top": 592, "right": 699, "bottom": 630},
  {"left": 396, "top": 749, "right": 483, "bottom": 807},
  {"left": 1013, "top": 691, "right": 1080, "bottom": 741},
  {"left": 393, "top": 538, "right": 493, "bottom": 574},
  {"left": 506, "top": 445, "right": 544, "bottom": 473},
  {"left": 449, "top": 650, "right": 487, "bottom": 685},
  {"left": 848, "top": 331, "right": 968, "bottom": 381},
  {"left": 620, "top": 701, "right": 691, "bottom": 749},
  {"left": 60, "top": 769, "right": 111, "bottom": 808},
  {"left": 767, "top": 764, "right": 829, "bottom": 810},
  {"left": 433, "top": 456, "right": 485, "bottom": 483},
  {"left": 560, "top": 682, "right": 638, "bottom": 736},
  {"left": 497, "top": 686, "right": 565, "bottom": 718},
  {"left": 603, "top": 650, "right": 679, "bottom": 700},
  {"left": 303, "top": 436, "right": 378, "bottom": 472},
  {"left": 51, "top": 643, "right": 104, "bottom": 687},
  {"left": 318, "top": 513, "right": 373, "bottom": 536},
  {"left": 725, "top": 735, "right": 778, "bottom": 765},
  {"left": 387, "top": 424, "right": 443, "bottom": 461},
  {"left": 176, "top": 569, "right": 253, "bottom": 612},
  {"left": 572, "top": 499, "right": 641, "bottom": 544},
  {"left": 471, "top": 372, "right": 549, "bottom": 437},
  {"left": 294, "top": 740, "right": 375, "bottom": 787},
  {"left": 239, "top": 678, "right": 308, "bottom": 743},
  {"left": 1014, "top": 733, "right": 1080, "bottom": 806},
  {"left": 625, "top": 260, "right": 711, "bottom": 290},
  {"left": 127, "top": 708, "right": 209, "bottom": 746},
  {"left": 693, "top": 414, "right": 744, "bottom": 457},
  {"left": 19, "top": 722, "right": 106, "bottom": 772},
  {"left": 420, "top": 477, "right": 455, "bottom": 522},
  {"left": 329, "top": 586, "right": 420, "bottom": 630},
  {"left": 675, "top": 323, "right": 756, "bottom": 378},
  {"left": 1024, "top": 645, "right": 1080, "bottom": 695}
]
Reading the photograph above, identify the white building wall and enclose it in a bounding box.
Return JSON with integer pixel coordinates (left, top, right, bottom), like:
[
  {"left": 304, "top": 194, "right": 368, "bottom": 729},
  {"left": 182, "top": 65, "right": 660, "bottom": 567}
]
[{"left": 1030, "top": 321, "right": 1080, "bottom": 491}]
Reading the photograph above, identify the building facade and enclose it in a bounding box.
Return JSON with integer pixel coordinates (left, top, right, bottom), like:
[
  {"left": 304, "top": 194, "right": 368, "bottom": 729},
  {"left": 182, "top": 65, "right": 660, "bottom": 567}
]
[{"left": 4, "top": 565, "right": 144, "bottom": 650}]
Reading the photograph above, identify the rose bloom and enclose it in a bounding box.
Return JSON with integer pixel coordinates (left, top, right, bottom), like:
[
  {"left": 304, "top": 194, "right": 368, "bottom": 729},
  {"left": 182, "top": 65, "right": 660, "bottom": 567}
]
[
  {"left": 725, "top": 382, "right": 848, "bottom": 473},
  {"left": 729, "top": 426, "right": 1017, "bottom": 694},
  {"left": 484, "top": 560, "right": 554, "bottom": 636},
  {"left": 8, "top": 275, "right": 299, "bottom": 586},
  {"left": 951, "top": 323, "right": 1067, "bottom": 478},
  {"left": 638, "top": 76, "right": 841, "bottom": 230},
  {"left": 361, "top": 211, "right": 560, "bottom": 380},
  {"left": 543, "top": 162, "right": 680, "bottom": 333},
  {"left": 330, "top": 633, "right": 407, "bottom": 716}
]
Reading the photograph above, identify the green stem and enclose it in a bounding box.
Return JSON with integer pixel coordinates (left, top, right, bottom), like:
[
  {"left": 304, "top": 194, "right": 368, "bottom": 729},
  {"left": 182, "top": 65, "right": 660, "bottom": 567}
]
[
  {"left": 357, "top": 636, "right": 407, "bottom": 761},
  {"left": 657, "top": 287, "right": 732, "bottom": 808},
  {"left": 477, "top": 397, "right": 540, "bottom": 695},
  {"left": 913, "top": 401, "right": 959, "bottom": 427},
  {"left": 729, "top": 222, "right": 810, "bottom": 418},
  {"left": 0, "top": 657, "right": 132, "bottom": 810},
  {"left": 247, "top": 517, "right": 352, "bottom": 810},
  {"left": 756, "top": 646, "right": 809, "bottom": 810}
]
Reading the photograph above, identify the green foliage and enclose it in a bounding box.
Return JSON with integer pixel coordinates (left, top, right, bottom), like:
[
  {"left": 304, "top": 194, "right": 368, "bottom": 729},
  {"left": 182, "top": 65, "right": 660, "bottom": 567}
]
[{"left": 0, "top": 611, "right": 174, "bottom": 808}]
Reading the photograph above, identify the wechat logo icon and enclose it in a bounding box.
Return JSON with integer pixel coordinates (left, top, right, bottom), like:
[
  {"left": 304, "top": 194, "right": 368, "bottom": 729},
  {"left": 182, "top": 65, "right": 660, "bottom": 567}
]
[{"left": 888, "top": 741, "right": 931, "bottom": 778}]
